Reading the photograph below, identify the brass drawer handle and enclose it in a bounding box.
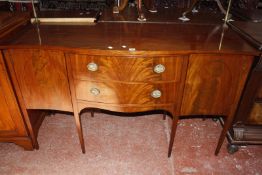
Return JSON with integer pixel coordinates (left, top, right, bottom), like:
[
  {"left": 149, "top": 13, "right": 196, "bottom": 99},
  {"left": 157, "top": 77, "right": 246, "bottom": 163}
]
[
  {"left": 87, "top": 62, "right": 98, "bottom": 72},
  {"left": 151, "top": 90, "right": 162, "bottom": 98},
  {"left": 154, "top": 64, "right": 165, "bottom": 74},
  {"left": 90, "top": 88, "right": 100, "bottom": 96}
]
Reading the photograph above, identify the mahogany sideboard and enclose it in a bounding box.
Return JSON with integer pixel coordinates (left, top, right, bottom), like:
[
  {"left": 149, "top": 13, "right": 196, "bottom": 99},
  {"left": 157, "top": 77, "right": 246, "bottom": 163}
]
[{"left": 0, "top": 17, "right": 260, "bottom": 156}]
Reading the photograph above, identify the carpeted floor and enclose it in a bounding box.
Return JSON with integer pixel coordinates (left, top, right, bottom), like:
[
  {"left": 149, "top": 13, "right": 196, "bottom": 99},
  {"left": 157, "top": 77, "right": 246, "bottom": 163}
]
[{"left": 0, "top": 112, "right": 261, "bottom": 175}]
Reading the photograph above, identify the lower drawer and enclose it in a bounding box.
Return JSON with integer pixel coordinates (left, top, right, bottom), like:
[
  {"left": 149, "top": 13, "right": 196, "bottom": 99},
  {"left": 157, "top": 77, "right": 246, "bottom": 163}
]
[{"left": 74, "top": 80, "right": 179, "bottom": 105}]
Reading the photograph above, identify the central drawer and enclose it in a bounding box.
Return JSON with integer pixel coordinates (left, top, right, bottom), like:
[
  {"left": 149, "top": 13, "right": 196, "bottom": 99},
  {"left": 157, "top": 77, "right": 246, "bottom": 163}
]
[
  {"left": 69, "top": 54, "right": 186, "bottom": 82},
  {"left": 74, "top": 80, "right": 178, "bottom": 105}
]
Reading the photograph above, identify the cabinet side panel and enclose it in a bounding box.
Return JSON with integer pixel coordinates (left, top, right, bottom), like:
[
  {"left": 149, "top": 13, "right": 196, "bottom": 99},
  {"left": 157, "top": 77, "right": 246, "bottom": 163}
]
[
  {"left": 5, "top": 49, "right": 73, "bottom": 112},
  {"left": 0, "top": 53, "right": 27, "bottom": 137}
]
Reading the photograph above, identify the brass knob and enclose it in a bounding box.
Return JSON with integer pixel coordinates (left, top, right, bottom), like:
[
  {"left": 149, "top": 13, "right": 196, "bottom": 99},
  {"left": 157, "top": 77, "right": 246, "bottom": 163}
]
[
  {"left": 151, "top": 90, "right": 161, "bottom": 98},
  {"left": 154, "top": 64, "right": 165, "bottom": 74},
  {"left": 87, "top": 62, "right": 98, "bottom": 72},
  {"left": 90, "top": 88, "right": 100, "bottom": 96}
]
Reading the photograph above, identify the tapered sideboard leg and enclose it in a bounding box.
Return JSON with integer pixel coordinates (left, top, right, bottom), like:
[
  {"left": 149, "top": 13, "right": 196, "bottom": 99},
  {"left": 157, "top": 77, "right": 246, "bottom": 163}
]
[
  {"left": 215, "top": 116, "right": 233, "bottom": 155},
  {"left": 73, "top": 112, "right": 85, "bottom": 154},
  {"left": 168, "top": 115, "right": 179, "bottom": 157},
  {"left": 66, "top": 55, "right": 86, "bottom": 154}
]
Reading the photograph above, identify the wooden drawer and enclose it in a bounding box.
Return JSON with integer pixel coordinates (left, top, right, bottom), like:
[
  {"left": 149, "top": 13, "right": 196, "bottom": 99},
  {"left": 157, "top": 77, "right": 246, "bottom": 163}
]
[
  {"left": 68, "top": 54, "right": 186, "bottom": 82},
  {"left": 74, "top": 80, "right": 178, "bottom": 105}
]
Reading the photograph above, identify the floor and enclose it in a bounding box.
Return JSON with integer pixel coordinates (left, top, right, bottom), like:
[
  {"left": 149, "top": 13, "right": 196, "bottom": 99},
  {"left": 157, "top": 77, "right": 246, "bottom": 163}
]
[{"left": 0, "top": 112, "right": 261, "bottom": 175}]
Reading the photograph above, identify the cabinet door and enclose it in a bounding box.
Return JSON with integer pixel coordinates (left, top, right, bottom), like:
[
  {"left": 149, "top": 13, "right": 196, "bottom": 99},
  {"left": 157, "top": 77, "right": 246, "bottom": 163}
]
[
  {"left": 181, "top": 54, "right": 254, "bottom": 116},
  {"left": 4, "top": 49, "right": 73, "bottom": 112},
  {"left": 0, "top": 54, "right": 27, "bottom": 137}
]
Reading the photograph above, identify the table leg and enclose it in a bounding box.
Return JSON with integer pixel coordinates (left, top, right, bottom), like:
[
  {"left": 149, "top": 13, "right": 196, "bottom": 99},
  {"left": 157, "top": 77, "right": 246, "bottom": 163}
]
[{"left": 168, "top": 115, "right": 179, "bottom": 157}]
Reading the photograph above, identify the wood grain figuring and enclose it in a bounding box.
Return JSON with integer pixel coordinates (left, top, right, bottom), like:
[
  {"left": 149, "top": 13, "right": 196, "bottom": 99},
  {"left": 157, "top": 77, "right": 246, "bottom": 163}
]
[
  {"left": 179, "top": 54, "right": 254, "bottom": 155},
  {"left": 69, "top": 54, "right": 186, "bottom": 82},
  {"left": 0, "top": 11, "right": 260, "bottom": 155},
  {"left": 181, "top": 54, "right": 254, "bottom": 116},
  {"left": 0, "top": 85, "right": 16, "bottom": 132},
  {"left": 0, "top": 53, "right": 27, "bottom": 137},
  {"left": 5, "top": 49, "right": 73, "bottom": 112},
  {"left": 75, "top": 80, "right": 178, "bottom": 105},
  {"left": 66, "top": 52, "right": 188, "bottom": 153}
]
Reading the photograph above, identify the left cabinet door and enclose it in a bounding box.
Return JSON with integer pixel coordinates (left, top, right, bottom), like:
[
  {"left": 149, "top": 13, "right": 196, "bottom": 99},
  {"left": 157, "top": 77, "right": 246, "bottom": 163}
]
[
  {"left": 4, "top": 49, "right": 73, "bottom": 112},
  {"left": 0, "top": 53, "right": 28, "bottom": 138}
]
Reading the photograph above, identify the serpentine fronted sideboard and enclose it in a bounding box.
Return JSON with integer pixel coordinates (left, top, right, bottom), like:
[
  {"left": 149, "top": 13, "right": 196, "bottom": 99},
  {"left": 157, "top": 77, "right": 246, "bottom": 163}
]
[{"left": 0, "top": 21, "right": 259, "bottom": 157}]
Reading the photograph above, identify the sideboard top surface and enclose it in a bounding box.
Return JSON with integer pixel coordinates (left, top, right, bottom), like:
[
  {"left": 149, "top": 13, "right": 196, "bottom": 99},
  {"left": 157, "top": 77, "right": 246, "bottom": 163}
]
[{"left": 0, "top": 12, "right": 259, "bottom": 55}]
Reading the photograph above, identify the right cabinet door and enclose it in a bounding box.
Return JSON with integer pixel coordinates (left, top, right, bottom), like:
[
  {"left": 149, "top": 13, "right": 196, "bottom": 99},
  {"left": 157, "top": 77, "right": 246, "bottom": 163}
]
[
  {"left": 0, "top": 54, "right": 27, "bottom": 137},
  {"left": 181, "top": 54, "right": 254, "bottom": 116}
]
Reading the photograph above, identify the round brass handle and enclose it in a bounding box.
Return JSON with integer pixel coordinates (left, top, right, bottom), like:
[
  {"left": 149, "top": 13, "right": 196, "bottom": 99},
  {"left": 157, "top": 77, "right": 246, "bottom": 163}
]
[
  {"left": 154, "top": 64, "right": 165, "bottom": 74},
  {"left": 87, "top": 62, "right": 98, "bottom": 72},
  {"left": 90, "top": 88, "right": 100, "bottom": 96},
  {"left": 151, "top": 90, "right": 161, "bottom": 98}
]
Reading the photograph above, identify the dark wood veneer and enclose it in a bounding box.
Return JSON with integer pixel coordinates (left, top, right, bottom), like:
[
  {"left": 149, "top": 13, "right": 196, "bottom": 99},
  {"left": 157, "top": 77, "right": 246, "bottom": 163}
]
[
  {"left": 0, "top": 22, "right": 258, "bottom": 55},
  {"left": 5, "top": 49, "right": 73, "bottom": 112},
  {"left": 0, "top": 52, "right": 35, "bottom": 150},
  {"left": 69, "top": 54, "right": 185, "bottom": 82}
]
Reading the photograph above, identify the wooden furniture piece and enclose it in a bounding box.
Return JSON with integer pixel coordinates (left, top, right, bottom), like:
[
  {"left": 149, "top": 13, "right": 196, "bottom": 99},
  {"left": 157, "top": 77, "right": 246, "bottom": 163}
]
[
  {"left": 0, "top": 13, "right": 259, "bottom": 156},
  {"left": 0, "top": 53, "right": 34, "bottom": 150},
  {"left": 226, "top": 21, "right": 262, "bottom": 153},
  {"left": 0, "top": 12, "right": 44, "bottom": 150}
]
